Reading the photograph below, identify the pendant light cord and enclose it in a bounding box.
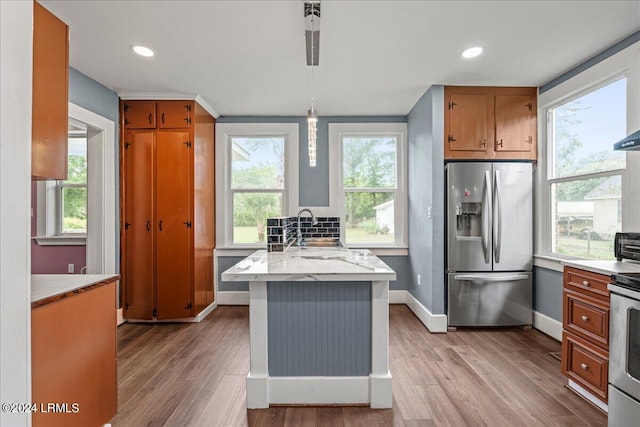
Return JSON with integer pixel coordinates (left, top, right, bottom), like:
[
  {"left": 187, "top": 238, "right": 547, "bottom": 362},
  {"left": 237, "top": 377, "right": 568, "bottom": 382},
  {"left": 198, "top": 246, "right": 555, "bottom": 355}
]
[{"left": 310, "top": 9, "right": 315, "bottom": 111}]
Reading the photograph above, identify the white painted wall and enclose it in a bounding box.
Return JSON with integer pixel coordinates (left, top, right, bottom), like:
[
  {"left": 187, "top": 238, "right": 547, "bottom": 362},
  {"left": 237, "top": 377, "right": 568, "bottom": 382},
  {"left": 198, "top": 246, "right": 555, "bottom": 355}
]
[{"left": 1, "top": 1, "right": 33, "bottom": 426}]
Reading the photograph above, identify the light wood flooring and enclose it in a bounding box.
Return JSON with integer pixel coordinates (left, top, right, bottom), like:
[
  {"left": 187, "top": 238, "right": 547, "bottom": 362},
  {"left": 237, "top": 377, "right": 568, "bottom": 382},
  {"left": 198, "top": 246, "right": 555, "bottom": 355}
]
[{"left": 110, "top": 305, "right": 607, "bottom": 426}]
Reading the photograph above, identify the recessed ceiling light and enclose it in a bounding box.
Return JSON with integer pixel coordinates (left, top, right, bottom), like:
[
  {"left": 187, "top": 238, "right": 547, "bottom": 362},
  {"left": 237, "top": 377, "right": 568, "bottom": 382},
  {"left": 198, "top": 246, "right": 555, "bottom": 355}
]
[
  {"left": 131, "top": 45, "right": 154, "bottom": 57},
  {"left": 462, "top": 46, "right": 483, "bottom": 59}
]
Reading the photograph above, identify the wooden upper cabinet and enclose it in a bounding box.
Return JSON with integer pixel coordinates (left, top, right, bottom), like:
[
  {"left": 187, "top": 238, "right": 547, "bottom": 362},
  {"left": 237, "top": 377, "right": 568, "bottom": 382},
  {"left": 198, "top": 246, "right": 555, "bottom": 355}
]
[
  {"left": 495, "top": 95, "right": 536, "bottom": 153},
  {"left": 447, "top": 94, "right": 489, "bottom": 153},
  {"left": 123, "top": 100, "right": 156, "bottom": 129},
  {"left": 32, "top": 1, "right": 69, "bottom": 180},
  {"left": 445, "top": 86, "right": 537, "bottom": 161},
  {"left": 157, "top": 101, "right": 193, "bottom": 128}
]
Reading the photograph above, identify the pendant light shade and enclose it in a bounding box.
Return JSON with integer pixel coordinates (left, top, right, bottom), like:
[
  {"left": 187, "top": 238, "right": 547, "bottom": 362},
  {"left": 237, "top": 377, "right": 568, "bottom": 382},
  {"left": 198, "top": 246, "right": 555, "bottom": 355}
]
[{"left": 307, "top": 107, "right": 318, "bottom": 167}]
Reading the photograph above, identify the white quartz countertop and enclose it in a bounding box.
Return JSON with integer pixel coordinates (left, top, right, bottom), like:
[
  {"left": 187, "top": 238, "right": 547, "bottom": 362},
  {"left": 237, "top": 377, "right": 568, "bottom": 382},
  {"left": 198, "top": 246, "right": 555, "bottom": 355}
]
[
  {"left": 561, "top": 259, "right": 640, "bottom": 276},
  {"left": 32, "top": 274, "right": 119, "bottom": 307},
  {"left": 221, "top": 247, "right": 397, "bottom": 282}
]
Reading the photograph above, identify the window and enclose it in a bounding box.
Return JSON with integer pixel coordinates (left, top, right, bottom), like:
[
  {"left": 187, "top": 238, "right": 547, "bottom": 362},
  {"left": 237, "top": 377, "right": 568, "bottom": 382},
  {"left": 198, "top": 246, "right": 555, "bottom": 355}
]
[
  {"left": 216, "top": 123, "right": 299, "bottom": 247},
  {"left": 330, "top": 123, "right": 407, "bottom": 247},
  {"left": 231, "top": 136, "right": 285, "bottom": 244},
  {"left": 58, "top": 135, "right": 88, "bottom": 234},
  {"left": 545, "top": 77, "right": 626, "bottom": 259}
]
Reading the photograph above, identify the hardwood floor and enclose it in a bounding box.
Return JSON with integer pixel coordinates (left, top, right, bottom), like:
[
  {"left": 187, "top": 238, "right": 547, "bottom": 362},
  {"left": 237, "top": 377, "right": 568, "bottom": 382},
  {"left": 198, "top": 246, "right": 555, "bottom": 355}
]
[{"left": 110, "top": 305, "right": 607, "bottom": 427}]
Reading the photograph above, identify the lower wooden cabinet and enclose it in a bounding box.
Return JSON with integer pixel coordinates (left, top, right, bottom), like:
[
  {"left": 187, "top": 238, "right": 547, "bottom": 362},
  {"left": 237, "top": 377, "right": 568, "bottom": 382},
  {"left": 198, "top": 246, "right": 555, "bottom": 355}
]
[
  {"left": 32, "top": 281, "right": 117, "bottom": 426},
  {"left": 562, "top": 332, "right": 609, "bottom": 401},
  {"left": 561, "top": 266, "right": 610, "bottom": 404}
]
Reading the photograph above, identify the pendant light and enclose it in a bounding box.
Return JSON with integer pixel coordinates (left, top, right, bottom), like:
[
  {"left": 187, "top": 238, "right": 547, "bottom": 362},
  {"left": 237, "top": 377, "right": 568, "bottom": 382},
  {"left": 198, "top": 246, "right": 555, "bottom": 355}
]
[{"left": 305, "top": 1, "right": 320, "bottom": 167}]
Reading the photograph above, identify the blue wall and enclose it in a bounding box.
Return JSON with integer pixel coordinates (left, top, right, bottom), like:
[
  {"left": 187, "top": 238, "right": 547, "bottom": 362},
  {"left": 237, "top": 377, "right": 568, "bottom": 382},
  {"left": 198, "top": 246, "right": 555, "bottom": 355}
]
[
  {"left": 68, "top": 67, "right": 120, "bottom": 271},
  {"left": 533, "top": 266, "right": 563, "bottom": 321},
  {"left": 406, "top": 86, "right": 446, "bottom": 314}
]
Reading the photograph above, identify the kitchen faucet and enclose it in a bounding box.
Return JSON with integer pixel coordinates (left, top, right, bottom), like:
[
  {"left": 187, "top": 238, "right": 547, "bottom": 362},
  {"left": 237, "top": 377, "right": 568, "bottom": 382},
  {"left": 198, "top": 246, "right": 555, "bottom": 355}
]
[{"left": 297, "top": 208, "right": 318, "bottom": 244}]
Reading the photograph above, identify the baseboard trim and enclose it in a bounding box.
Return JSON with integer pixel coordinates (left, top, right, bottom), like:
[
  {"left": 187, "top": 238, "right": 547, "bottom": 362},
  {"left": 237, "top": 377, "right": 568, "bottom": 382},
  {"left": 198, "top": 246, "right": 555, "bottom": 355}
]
[
  {"left": 533, "top": 311, "right": 562, "bottom": 341},
  {"left": 116, "top": 308, "right": 125, "bottom": 326},
  {"left": 389, "top": 290, "right": 406, "bottom": 304},
  {"left": 126, "top": 301, "right": 217, "bottom": 323},
  {"left": 568, "top": 379, "right": 608, "bottom": 413},
  {"left": 405, "top": 292, "right": 448, "bottom": 333},
  {"left": 268, "top": 376, "right": 370, "bottom": 406},
  {"left": 218, "top": 291, "right": 250, "bottom": 305}
]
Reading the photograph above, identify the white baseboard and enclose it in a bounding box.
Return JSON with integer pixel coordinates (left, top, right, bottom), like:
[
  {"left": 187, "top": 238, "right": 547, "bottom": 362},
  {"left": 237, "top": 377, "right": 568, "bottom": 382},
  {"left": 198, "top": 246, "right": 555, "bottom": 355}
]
[
  {"left": 568, "top": 379, "right": 608, "bottom": 413},
  {"left": 389, "top": 290, "right": 407, "bottom": 304},
  {"left": 405, "top": 291, "right": 448, "bottom": 333},
  {"left": 533, "top": 311, "right": 562, "bottom": 341},
  {"left": 217, "top": 291, "right": 250, "bottom": 305},
  {"left": 268, "top": 376, "right": 370, "bottom": 406},
  {"left": 126, "top": 301, "right": 217, "bottom": 323},
  {"left": 116, "top": 308, "right": 125, "bottom": 326}
]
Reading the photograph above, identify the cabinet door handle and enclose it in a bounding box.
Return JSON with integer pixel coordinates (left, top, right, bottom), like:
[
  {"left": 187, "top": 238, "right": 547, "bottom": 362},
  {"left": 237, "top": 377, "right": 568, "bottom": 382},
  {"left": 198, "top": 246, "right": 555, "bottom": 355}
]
[
  {"left": 582, "top": 280, "right": 590, "bottom": 287},
  {"left": 580, "top": 363, "right": 588, "bottom": 370},
  {"left": 146, "top": 220, "right": 150, "bottom": 232},
  {"left": 159, "top": 220, "right": 163, "bottom": 231},
  {"left": 481, "top": 139, "right": 486, "bottom": 148},
  {"left": 496, "top": 139, "right": 503, "bottom": 147},
  {"left": 581, "top": 315, "right": 589, "bottom": 322},
  {"left": 161, "top": 112, "right": 165, "bottom": 124},
  {"left": 148, "top": 113, "right": 153, "bottom": 124}
]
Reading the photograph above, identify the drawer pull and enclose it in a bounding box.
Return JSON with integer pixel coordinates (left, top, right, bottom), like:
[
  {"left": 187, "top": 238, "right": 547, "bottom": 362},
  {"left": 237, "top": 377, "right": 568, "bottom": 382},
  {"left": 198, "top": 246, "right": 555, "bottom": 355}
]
[
  {"left": 581, "top": 315, "right": 589, "bottom": 322},
  {"left": 582, "top": 280, "right": 590, "bottom": 287},
  {"left": 580, "top": 363, "right": 588, "bottom": 370}
]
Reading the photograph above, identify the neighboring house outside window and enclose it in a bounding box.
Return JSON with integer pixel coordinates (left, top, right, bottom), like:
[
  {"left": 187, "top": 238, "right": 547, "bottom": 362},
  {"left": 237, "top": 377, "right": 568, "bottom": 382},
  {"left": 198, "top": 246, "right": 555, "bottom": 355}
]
[
  {"left": 329, "top": 123, "right": 407, "bottom": 247},
  {"left": 541, "top": 77, "right": 627, "bottom": 260}
]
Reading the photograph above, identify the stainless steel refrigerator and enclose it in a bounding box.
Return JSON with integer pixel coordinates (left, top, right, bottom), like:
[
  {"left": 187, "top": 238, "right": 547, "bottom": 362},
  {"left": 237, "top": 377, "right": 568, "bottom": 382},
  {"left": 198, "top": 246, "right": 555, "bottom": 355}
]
[{"left": 446, "top": 162, "right": 533, "bottom": 327}]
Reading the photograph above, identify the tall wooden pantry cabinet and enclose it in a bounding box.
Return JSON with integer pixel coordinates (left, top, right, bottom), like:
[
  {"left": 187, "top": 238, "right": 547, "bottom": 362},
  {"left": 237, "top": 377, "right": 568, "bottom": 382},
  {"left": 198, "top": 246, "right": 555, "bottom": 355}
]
[{"left": 120, "top": 100, "right": 215, "bottom": 320}]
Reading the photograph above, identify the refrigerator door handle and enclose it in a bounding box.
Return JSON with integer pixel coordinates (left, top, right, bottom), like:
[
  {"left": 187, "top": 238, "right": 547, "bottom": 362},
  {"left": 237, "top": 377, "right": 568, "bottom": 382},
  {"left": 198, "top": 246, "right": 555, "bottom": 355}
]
[
  {"left": 454, "top": 274, "right": 529, "bottom": 282},
  {"left": 482, "top": 170, "right": 491, "bottom": 264},
  {"left": 494, "top": 170, "right": 503, "bottom": 263}
]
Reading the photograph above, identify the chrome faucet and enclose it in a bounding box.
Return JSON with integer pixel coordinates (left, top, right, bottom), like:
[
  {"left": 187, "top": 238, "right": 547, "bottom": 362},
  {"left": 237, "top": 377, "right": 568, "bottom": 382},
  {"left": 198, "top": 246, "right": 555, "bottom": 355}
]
[{"left": 297, "top": 208, "right": 318, "bottom": 244}]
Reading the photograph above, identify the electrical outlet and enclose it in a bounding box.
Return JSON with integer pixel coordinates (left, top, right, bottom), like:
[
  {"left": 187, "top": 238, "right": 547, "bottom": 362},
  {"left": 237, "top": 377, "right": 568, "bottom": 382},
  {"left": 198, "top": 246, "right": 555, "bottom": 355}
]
[
  {"left": 68, "top": 263, "right": 74, "bottom": 274},
  {"left": 417, "top": 274, "right": 421, "bottom": 286}
]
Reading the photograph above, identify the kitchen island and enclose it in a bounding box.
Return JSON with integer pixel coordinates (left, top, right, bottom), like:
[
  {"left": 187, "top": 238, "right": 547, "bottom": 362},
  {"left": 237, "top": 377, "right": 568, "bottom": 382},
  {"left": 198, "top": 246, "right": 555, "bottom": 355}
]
[{"left": 221, "top": 247, "right": 396, "bottom": 409}]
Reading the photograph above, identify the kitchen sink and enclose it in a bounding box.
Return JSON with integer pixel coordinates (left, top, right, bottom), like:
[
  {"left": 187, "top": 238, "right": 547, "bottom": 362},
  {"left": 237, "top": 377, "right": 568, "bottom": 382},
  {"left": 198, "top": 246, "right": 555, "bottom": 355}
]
[{"left": 297, "top": 237, "right": 343, "bottom": 247}]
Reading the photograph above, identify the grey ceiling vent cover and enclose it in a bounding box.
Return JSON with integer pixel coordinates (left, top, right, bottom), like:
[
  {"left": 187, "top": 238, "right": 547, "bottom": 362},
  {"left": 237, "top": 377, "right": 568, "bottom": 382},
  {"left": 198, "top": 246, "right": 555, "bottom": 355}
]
[{"left": 304, "top": 1, "right": 320, "bottom": 66}]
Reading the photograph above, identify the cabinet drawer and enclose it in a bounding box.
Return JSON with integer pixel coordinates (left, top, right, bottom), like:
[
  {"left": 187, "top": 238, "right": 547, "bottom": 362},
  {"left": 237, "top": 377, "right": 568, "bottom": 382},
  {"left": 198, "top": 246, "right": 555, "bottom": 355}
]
[
  {"left": 564, "top": 267, "right": 610, "bottom": 301},
  {"left": 563, "top": 289, "right": 609, "bottom": 349},
  {"left": 561, "top": 332, "right": 608, "bottom": 402}
]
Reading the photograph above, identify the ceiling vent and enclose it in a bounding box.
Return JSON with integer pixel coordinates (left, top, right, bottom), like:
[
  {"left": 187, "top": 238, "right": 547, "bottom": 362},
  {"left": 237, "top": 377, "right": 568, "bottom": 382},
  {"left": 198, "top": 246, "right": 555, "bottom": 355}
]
[{"left": 304, "top": 1, "right": 320, "bottom": 66}]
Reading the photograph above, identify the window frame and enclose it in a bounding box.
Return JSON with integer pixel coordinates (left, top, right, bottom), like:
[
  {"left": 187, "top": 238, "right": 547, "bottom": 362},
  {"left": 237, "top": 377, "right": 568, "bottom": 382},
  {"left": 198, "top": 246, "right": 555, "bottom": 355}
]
[
  {"left": 215, "top": 123, "right": 299, "bottom": 248},
  {"left": 537, "top": 60, "right": 634, "bottom": 261},
  {"left": 329, "top": 123, "right": 408, "bottom": 248}
]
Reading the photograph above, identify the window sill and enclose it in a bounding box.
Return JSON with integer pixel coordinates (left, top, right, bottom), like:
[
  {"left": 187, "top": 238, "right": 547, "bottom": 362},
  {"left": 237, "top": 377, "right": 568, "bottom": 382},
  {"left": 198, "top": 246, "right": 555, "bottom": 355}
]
[{"left": 33, "top": 235, "right": 87, "bottom": 246}]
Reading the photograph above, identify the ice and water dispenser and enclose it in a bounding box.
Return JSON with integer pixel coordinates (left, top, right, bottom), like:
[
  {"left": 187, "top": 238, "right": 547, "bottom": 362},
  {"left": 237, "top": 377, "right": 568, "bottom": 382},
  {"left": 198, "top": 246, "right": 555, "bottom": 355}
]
[{"left": 455, "top": 202, "right": 482, "bottom": 237}]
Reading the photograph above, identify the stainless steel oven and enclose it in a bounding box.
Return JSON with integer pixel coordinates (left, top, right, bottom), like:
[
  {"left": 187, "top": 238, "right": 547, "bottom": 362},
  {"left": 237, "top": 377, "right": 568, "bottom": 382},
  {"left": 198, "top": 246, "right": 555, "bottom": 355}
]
[{"left": 609, "top": 233, "right": 640, "bottom": 426}]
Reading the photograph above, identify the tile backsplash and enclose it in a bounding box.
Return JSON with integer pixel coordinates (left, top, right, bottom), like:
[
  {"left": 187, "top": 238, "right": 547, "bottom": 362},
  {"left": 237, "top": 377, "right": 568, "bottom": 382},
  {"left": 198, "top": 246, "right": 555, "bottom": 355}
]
[{"left": 266, "top": 216, "right": 340, "bottom": 252}]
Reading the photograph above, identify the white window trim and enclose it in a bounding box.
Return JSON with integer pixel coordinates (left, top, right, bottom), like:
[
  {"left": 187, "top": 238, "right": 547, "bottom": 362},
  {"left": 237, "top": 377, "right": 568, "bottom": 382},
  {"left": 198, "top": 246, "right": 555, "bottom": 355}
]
[
  {"left": 215, "top": 123, "right": 299, "bottom": 248},
  {"left": 329, "top": 122, "right": 408, "bottom": 248},
  {"left": 536, "top": 42, "right": 640, "bottom": 260},
  {"left": 34, "top": 103, "right": 117, "bottom": 275}
]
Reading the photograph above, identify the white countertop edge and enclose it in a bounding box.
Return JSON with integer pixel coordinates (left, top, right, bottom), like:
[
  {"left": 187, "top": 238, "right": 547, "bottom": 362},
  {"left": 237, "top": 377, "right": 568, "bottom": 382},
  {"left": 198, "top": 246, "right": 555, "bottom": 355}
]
[
  {"left": 221, "top": 273, "right": 397, "bottom": 282},
  {"left": 31, "top": 274, "right": 119, "bottom": 303},
  {"left": 560, "top": 259, "right": 640, "bottom": 276}
]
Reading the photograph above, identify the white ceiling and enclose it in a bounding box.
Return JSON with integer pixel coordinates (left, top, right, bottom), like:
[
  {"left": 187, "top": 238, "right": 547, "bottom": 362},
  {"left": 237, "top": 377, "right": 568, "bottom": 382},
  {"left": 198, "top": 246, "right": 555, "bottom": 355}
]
[{"left": 42, "top": 0, "right": 640, "bottom": 116}]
